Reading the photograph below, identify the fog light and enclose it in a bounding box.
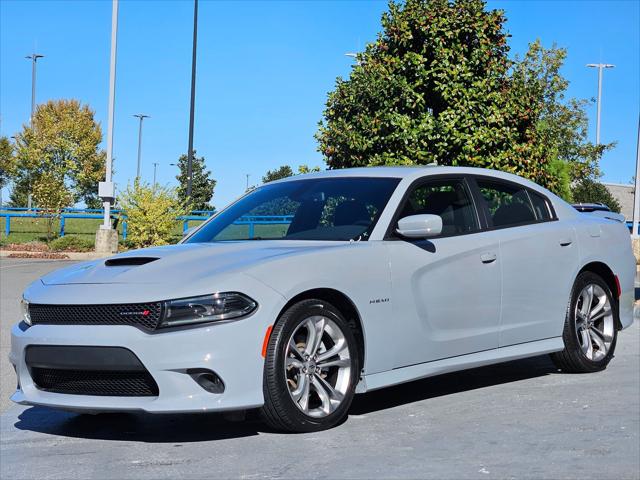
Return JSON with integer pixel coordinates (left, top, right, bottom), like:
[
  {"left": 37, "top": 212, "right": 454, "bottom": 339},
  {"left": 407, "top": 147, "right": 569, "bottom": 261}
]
[{"left": 187, "top": 368, "right": 225, "bottom": 394}]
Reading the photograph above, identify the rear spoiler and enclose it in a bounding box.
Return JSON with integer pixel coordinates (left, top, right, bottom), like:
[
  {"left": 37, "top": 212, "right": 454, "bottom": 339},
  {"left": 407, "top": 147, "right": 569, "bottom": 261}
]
[{"left": 579, "top": 210, "right": 625, "bottom": 223}]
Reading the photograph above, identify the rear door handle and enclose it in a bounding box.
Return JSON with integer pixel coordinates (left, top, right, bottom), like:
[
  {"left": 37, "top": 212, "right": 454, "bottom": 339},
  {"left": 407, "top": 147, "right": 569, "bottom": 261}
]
[
  {"left": 559, "top": 239, "right": 573, "bottom": 247},
  {"left": 480, "top": 252, "right": 497, "bottom": 264}
]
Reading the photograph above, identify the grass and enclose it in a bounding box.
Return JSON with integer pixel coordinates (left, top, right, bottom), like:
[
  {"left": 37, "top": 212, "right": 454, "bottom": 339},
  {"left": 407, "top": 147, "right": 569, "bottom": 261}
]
[
  {"left": 0, "top": 214, "right": 206, "bottom": 246},
  {"left": 214, "top": 224, "right": 289, "bottom": 240}
]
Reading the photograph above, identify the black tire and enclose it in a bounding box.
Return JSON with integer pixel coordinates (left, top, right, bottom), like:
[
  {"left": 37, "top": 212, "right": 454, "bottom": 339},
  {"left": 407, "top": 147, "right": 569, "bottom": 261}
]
[
  {"left": 551, "top": 271, "right": 618, "bottom": 373},
  {"left": 260, "top": 299, "right": 360, "bottom": 432}
]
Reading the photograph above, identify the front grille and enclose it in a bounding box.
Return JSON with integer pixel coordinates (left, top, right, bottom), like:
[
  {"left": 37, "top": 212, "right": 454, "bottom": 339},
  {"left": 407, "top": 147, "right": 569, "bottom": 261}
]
[
  {"left": 29, "top": 302, "right": 163, "bottom": 332},
  {"left": 30, "top": 367, "right": 159, "bottom": 396}
]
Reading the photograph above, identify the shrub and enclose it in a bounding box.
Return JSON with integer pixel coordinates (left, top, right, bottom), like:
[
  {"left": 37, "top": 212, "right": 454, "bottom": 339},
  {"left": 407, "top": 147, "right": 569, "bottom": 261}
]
[
  {"left": 118, "top": 180, "right": 188, "bottom": 249},
  {"left": 571, "top": 179, "right": 622, "bottom": 213},
  {"left": 49, "top": 235, "right": 94, "bottom": 252}
]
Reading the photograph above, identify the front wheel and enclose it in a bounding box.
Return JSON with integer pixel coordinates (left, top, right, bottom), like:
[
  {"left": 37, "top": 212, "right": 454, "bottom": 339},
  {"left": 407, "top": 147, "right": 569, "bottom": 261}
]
[
  {"left": 260, "top": 299, "right": 360, "bottom": 432},
  {"left": 551, "top": 271, "right": 618, "bottom": 373}
]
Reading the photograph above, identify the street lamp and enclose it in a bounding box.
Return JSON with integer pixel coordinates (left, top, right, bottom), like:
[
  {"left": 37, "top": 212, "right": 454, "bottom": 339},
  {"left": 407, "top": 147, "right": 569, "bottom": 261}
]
[
  {"left": 133, "top": 113, "right": 150, "bottom": 181},
  {"left": 25, "top": 53, "right": 44, "bottom": 124},
  {"left": 586, "top": 63, "right": 615, "bottom": 145},
  {"left": 344, "top": 52, "right": 361, "bottom": 66}
]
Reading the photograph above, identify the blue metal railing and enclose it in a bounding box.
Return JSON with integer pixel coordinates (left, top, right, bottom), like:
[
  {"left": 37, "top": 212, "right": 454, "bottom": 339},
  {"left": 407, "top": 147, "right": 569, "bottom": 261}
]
[{"left": 0, "top": 209, "right": 293, "bottom": 241}]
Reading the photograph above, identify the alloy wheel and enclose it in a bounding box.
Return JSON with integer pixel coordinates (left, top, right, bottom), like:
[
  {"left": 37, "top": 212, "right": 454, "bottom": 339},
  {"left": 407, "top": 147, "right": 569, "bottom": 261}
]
[
  {"left": 574, "top": 284, "right": 614, "bottom": 361},
  {"left": 284, "top": 315, "right": 352, "bottom": 418}
]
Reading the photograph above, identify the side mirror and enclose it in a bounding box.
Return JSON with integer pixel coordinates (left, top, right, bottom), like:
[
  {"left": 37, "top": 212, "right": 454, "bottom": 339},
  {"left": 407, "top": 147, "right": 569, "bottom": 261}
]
[{"left": 396, "top": 214, "right": 442, "bottom": 239}]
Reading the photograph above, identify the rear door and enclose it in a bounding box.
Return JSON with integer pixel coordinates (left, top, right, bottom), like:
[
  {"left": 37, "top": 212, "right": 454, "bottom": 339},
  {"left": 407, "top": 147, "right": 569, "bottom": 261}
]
[
  {"left": 386, "top": 176, "right": 502, "bottom": 368},
  {"left": 471, "top": 177, "right": 579, "bottom": 346}
]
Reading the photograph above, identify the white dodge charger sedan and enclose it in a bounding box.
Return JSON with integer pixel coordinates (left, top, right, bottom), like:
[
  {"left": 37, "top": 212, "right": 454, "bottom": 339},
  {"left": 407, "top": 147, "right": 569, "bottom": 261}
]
[{"left": 10, "top": 166, "right": 635, "bottom": 432}]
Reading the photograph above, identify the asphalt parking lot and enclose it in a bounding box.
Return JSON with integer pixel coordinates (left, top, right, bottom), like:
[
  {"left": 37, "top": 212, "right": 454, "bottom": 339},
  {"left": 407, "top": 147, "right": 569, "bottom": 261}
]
[{"left": 1, "top": 257, "right": 639, "bottom": 479}]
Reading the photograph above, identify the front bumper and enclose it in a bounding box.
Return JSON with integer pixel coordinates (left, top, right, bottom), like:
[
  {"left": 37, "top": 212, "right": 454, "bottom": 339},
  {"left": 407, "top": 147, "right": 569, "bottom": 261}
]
[{"left": 9, "top": 307, "right": 280, "bottom": 413}]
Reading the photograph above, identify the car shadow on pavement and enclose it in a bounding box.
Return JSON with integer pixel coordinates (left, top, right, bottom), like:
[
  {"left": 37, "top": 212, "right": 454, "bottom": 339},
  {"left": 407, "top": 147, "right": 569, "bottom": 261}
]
[
  {"left": 350, "top": 354, "right": 558, "bottom": 415},
  {"left": 13, "top": 354, "right": 559, "bottom": 442},
  {"left": 13, "top": 407, "right": 262, "bottom": 443}
]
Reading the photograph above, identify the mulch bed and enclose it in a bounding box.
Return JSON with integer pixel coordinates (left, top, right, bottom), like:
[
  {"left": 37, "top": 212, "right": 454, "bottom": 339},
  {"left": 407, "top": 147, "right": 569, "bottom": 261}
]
[
  {"left": 6, "top": 252, "right": 69, "bottom": 259},
  {"left": 1, "top": 242, "right": 50, "bottom": 252}
]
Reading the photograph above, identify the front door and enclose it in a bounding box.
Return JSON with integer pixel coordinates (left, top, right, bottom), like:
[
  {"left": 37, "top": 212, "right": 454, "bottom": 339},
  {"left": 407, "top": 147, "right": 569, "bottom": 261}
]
[{"left": 387, "top": 177, "right": 502, "bottom": 368}]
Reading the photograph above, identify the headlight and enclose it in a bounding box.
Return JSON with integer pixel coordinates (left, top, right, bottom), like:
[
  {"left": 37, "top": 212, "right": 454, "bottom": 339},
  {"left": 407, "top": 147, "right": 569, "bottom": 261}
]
[
  {"left": 159, "top": 292, "right": 257, "bottom": 328},
  {"left": 20, "top": 297, "right": 31, "bottom": 326}
]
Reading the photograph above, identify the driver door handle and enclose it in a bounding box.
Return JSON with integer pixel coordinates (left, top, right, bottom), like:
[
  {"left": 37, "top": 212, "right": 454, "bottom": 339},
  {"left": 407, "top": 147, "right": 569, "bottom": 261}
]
[{"left": 480, "top": 252, "right": 497, "bottom": 264}]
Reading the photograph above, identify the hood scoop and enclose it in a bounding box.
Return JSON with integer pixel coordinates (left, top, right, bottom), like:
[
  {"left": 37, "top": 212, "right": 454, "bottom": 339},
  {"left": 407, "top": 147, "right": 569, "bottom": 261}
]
[{"left": 104, "top": 257, "right": 159, "bottom": 267}]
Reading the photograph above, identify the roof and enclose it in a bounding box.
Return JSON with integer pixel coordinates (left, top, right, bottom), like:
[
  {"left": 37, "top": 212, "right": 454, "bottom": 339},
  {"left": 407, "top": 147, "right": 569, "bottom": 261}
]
[
  {"left": 603, "top": 183, "right": 634, "bottom": 220},
  {"left": 261, "top": 165, "right": 577, "bottom": 219},
  {"left": 270, "top": 165, "right": 535, "bottom": 183}
]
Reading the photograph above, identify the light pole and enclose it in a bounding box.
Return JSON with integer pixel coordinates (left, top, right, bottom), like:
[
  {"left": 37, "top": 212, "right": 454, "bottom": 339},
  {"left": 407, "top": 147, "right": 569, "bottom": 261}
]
[
  {"left": 246, "top": 173, "right": 250, "bottom": 190},
  {"left": 153, "top": 162, "right": 159, "bottom": 187},
  {"left": 133, "top": 114, "right": 149, "bottom": 181},
  {"left": 586, "top": 63, "right": 615, "bottom": 145},
  {"left": 99, "top": 0, "right": 118, "bottom": 236},
  {"left": 25, "top": 53, "right": 43, "bottom": 210},
  {"left": 186, "top": 0, "right": 199, "bottom": 199},
  {"left": 25, "top": 53, "right": 44, "bottom": 124}
]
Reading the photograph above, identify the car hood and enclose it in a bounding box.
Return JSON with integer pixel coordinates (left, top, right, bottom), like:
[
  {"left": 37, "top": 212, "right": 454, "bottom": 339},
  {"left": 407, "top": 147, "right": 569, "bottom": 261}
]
[{"left": 40, "top": 241, "right": 344, "bottom": 286}]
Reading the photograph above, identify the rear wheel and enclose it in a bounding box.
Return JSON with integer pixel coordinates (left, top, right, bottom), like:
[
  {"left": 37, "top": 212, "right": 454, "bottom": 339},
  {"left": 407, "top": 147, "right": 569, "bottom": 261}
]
[
  {"left": 551, "top": 272, "right": 618, "bottom": 373},
  {"left": 261, "top": 299, "right": 359, "bottom": 432}
]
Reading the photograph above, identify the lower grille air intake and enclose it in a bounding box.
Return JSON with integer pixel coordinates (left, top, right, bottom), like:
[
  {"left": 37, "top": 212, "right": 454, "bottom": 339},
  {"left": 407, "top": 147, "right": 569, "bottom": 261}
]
[
  {"left": 30, "top": 368, "right": 159, "bottom": 397},
  {"left": 25, "top": 345, "right": 159, "bottom": 397}
]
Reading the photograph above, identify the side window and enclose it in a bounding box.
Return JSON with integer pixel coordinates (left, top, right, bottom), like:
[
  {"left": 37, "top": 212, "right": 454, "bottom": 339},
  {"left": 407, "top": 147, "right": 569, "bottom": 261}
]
[
  {"left": 529, "top": 190, "right": 553, "bottom": 221},
  {"left": 399, "top": 179, "right": 478, "bottom": 236},
  {"left": 477, "top": 180, "right": 536, "bottom": 228}
]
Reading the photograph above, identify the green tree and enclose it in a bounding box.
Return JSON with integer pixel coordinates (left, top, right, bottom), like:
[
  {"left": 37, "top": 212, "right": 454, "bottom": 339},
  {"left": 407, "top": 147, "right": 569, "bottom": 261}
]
[
  {"left": 316, "top": 0, "right": 604, "bottom": 197},
  {"left": 262, "top": 165, "right": 294, "bottom": 183},
  {"left": 571, "top": 179, "right": 621, "bottom": 213},
  {"left": 0, "top": 136, "right": 15, "bottom": 191},
  {"left": 508, "top": 40, "right": 613, "bottom": 199},
  {"left": 262, "top": 164, "right": 322, "bottom": 183},
  {"left": 175, "top": 152, "right": 216, "bottom": 211},
  {"left": 118, "top": 180, "right": 188, "bottom": 248},
  {"left": 297, "top": 164, "right": 322, "bottom": 175},
  {"left": 11, "top": 99, "right": 106, "bottom": 208},
  {"left": 31, "top": 175, "right": 74, "bottom": 241}
]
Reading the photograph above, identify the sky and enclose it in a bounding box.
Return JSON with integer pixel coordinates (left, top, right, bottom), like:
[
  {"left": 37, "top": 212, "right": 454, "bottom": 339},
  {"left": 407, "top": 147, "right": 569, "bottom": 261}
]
[{"left": 1, "top": 0, "right": 638, "bottom": 209}]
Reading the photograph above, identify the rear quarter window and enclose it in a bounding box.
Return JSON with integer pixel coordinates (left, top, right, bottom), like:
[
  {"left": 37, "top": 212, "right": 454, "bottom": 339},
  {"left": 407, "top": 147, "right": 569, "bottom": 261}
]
[{"left": 528, "top": 191, "right": 553, "bottom": 221}]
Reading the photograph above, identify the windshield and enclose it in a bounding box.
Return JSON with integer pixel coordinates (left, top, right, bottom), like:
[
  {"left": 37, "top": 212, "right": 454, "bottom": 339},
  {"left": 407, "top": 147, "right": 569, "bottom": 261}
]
[{"left": 186, "top": 177, "right": 400, "bottom": 242}]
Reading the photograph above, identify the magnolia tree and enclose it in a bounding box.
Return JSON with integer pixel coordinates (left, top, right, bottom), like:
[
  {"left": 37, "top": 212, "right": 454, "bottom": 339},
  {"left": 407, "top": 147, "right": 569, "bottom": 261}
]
[
  {"left": 317, "top": 0, "right": 608, "bottom": 199},
  {"left": 118, "top": 181, "right": 188, "bottom": 248}
]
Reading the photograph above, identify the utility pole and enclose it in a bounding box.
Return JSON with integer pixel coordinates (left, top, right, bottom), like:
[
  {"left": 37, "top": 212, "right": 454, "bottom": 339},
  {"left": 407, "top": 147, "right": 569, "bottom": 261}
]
[
  {"left": 632, "top": 116, "right": 640, "bottom": 239},
  {"left": 25, "top": 53, "right": 44, "bottom": 123},
  {"left": 586, "top": 63, "right": 615, "bottom": 145},
  {"left": 153, "top": 162, "right": 159, "bottom": 188},
  {"left": 133, "top": 114, "right": 149, "bottom": 180},
  {"left": 186, "top": 0, "right": 199, "bottom": 199}
]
